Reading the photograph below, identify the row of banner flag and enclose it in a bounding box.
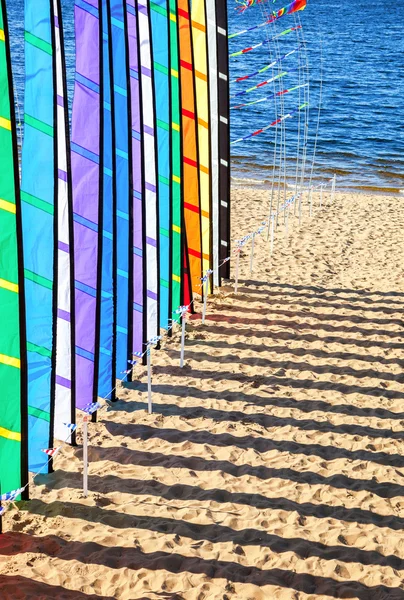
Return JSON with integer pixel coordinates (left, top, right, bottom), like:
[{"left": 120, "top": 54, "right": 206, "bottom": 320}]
[{"left": 0, "top": 0, "right": 231, "bottom": 502}]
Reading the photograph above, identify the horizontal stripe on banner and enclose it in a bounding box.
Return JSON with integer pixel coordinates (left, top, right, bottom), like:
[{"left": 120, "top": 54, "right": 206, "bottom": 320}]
[
  {"left": 157, "top": 119, "right": 169, "bottom": 132},
  {"left": 201, "top": 209, "right": 210, "bottom": 218},
  {"left": 184, "top": 202, "right": 200, "bottom": 214},
  {"left": 57, "top": 308, "right": 71, "bottom": 322},
  {"left": 117, "top": 269, "right": 129, "bottom": 279},
  {"left": 172, "top": 122, "right": 180, "bottom": 132},
  {"left": 0, "top": 426, "right": 21, "bottom": 442},
  {"left": 146, "top": 236, "right": 157, "bottom": 248},
  {"left": 171, "top": 69, "right": 178, "bottom": 78},
  {"left": 28, "top": 405, "right": 50, "bottom": 423},
  {"left": 25, "top": 269, "right": 53, "bottom": 290},
  {"left": 172, "top": 224, "right": 181, "bottom": 234},
  {"left": 191, "top": 20, "right": 205, "bottom": 32},
  {"left": 195, "top": 69, "right": 207, "bottom": 82},
  {"left": 27, "top": 341, "right": 52, "bottom": 359},
  {"left": 160, "top": 227, "right": 169, "bottom": 237},
  {"left": 133, "top": 301, "right": 143, "bottom": 313},
  {"left": 74, "top": 212, "right": 98, "bottom": 232},
  {"left": 56, "top": 375, "right": 71, "bottom": 389},
  {"left": 71, "top": 142, "right": 100, "bottom": 165},
  {"left": 172, "top": 274, "right": 180, "bottom": 283},
  {"left": 117, "top": 325, "right": 128, "bottom": 334},
  {"left": 147, "top": 290, "right": 158, "bottom": 301},
  {"left": 24, "top": 31, "right": 53, "bottom": 55},
  {"left": 200, "top": 164, "right": 209, "bottom": 175},
  {"left": 188, "top": 247, "right": 201, "bottom": 259},
  {"left": 169, "top": 13, "right": 177, "bottom": 23},
  {"left": 25, "top": 113, "right": 54, "bottom": 137},
  {"left": 0, "top": 353, "right": 20, "bottom": 369},
  {"left": 180, "top": 59, "right": 192, "bottom": 72},
  {"left": 0, "top": 30, "right": 5, "bottom": 42},
  {"left": 182, "top": 108, "right": 195, "bottom": 121},
  {"left": 198, "top": 117, "right": 208, "bottom": 129},
  {"left": 76, "top": 345, "right": 94, "bottom": 362},
  {"left": 0, "top": 278, "right": 18, "bottom": 294},
  {"left": 158, "top": 174, "right": 169, "bottom": 186},
  {"left": 183, "top": 156, "right": 197, "bottom": 169},
  {"left": 0, "top": 198, "right": 16, "bottom": 213},
  {"left": 75, "top": 71, "right": 100, "bottom": 94},
  {"left": 155, "top": 62, "right": 169, "bottom": 76},
  {"left": 172, "top": 174, "right": 181, "bottom": 184},
  {"left": 111, "top": 16, "right": 124, "bottom": 30},
  {"left": 0, "top": 116, "right": 11, "bottom": 131},
  {"left": 133, "top": 246, "right": 143, "bottom": 257},
  {"left": 160, "top": 278, "right": 169, "bottom": 289},
  {"left": 100, "top": 346, "right": 112, "bottom": 356},
  {"left": 177, "top": 7, "right": 189, "bottom": 20},
  {"left": 150, "top": 1, "right": 167, "bottom": 17},
  {"left": 76, "top": 0, "right": 99, "bottom": 19},
  {"left": 75, "top": 280, "right": 96, "bottom": 298},
  {"left": 21, "top": 190, "right": 54, "bottom": 215}
]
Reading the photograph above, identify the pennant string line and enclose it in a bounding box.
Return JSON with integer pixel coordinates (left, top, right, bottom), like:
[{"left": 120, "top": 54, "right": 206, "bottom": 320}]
[
  {"left": 230, "top": 44, "right": 303, "bottom": 84},
  {"left": 231, "top": 82, "right": 308, "bottom": 110},
  {"left": 229, "top": 25, "right": 301, "bottom": 58}
]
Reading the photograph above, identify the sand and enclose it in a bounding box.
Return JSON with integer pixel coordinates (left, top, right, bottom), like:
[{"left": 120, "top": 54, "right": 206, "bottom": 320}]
[{"left": 1, "top": 187, "right": 404, "bottom": 599}]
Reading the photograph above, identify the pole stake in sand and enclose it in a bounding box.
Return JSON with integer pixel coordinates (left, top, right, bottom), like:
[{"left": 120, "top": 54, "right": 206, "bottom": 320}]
[
  {"left": 175, "top": 305, "right": 189, "bottom": 368},
  {"left": 82, "top": 415, "right": 89, "bottom": 498},
  {"left": 331, "top": 174, "right": 336, "bottom": 203},
  {"left": 250, "top": 233, "right": 255, "bottom": 273},
  {"left": 270, "top": 219, "right": 275, "bottom": 255},
  {"left": 298, "top": 192, "right": 303, "bottom": 226},
  {"left": 234, "top": 247, "right": 241, "bottom": 294},
  {"left": 147, "top": 346, "right": 152, "bottom": 414},
  {"left": 201, "top": 270, "right": 213, "bottom": 324},
  {"left": 309, "top": 187, "right": 313, "bottom": 217},
  {"left": 320, "top": 185, "right": 323, "bottom": 209},
  {"left": 146, "top": 336, "right": 161, "bottom": 415}
]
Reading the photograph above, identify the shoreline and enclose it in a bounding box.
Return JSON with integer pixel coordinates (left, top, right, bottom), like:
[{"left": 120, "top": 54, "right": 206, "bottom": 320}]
[{"left": 231, "top": 175, "right": 404, "bottom": 197}]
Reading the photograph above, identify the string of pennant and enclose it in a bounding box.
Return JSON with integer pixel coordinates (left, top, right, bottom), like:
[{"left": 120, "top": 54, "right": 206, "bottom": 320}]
[
  {"left": 231, "top": 82, "right": 309, "bottom": 110},
  {"left": 0, "top": 178, "right": 336, "bottom": 518},
  {"left": 231, "top": 102, "right": 309, "bottom": 145},
  {"left": 230, "top": 45, "right": 303, "bottom": 84},
  {"left": 229, "top": 25, "right": 301, "bottom": 58}
]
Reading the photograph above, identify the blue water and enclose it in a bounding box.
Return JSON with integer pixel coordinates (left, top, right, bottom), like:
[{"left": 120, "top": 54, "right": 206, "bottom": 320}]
[
  {"left": 6, "top": 0, "right": 404, "bottom": 193},
  {"left": 228, "top": 0, "right": 404, "bottom": 192}
]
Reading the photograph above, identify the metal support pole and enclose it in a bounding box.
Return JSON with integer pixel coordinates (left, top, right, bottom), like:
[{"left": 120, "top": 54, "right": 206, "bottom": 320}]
[
  {"left": 270, "top": 220, "right": 275, "bottom": 255},
  {"left": 234, "top": 249, "right": 240, "bottom": 294},
  {"left": 147, "top": 348, "right": 152, "bottom": 414},
  {"left": 202, "top": 276, "right": 209, "bottom": 324},
  {"left": 180, "top": 315, "right": 186, "bottom": 368},
  {"left": 83, "top": 416, "right": 89, "bottom": 498}
]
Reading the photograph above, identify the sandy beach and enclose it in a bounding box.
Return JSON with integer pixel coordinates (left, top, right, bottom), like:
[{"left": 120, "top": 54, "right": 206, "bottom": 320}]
[{"left": 1, "top": 187, "right": 404, "bottom": 599}]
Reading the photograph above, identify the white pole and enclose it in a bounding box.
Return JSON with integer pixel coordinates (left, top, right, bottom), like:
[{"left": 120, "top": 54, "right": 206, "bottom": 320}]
[
  {"left": 309, "top": 187, "right": 313, "bottom": 217},
  {"left": 202, "top": 276, "right": 209, "bottom": 324},
  {"left": 298, "top": 192, "right": 303, "bottom": 226},
  {"left": 250, "top": 234, "right": 255, "bottom": 273},
  {"left": 234, "top": 249, "right": 240, "bottom": 294},
  {"left": 147, "top": 347, "right": 152, "bottom": 414},
  {"left": 331, "top": 174, "right": 336, "bottom": 203},
  {"left": 180, "top": 314, "right": 186, "bottom": 368},
  {"left": 270, "top": 220, "right": 275, "bottom": 255},
  {"left": 83, "top": 416, "right": 89, "bottom": 498}
]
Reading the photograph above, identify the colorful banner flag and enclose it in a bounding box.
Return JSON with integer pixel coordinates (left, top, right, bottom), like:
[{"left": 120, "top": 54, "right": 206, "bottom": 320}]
[
  {"left": 53, "top": 0, "right": 76, "bottom": 443},
  {"left": 150, "top": 0, "right": 172, "bottom": 330},
  {"left": 22, "top": 0, "right": 57, "bottom": 472},
  {"left": 178, "top": 0, "right": 202, "bottom": 300},
  {"left": 0, "top": 0, "right": 28, "bottom": 498},
  {"left": 126, "top": 0, "right": 145, "bottom": 358},
  {"left": 168, "top": 0, "right": 182, "bottom": 322},
  {"left": 191, "top": 0, "right": 212, "bottom": 289},
  {"left": 71, "top": 0, "right": 103, "bottom": 410},
  {"left": 138, "top": 0, "right": 159, "bottom": 341}
]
